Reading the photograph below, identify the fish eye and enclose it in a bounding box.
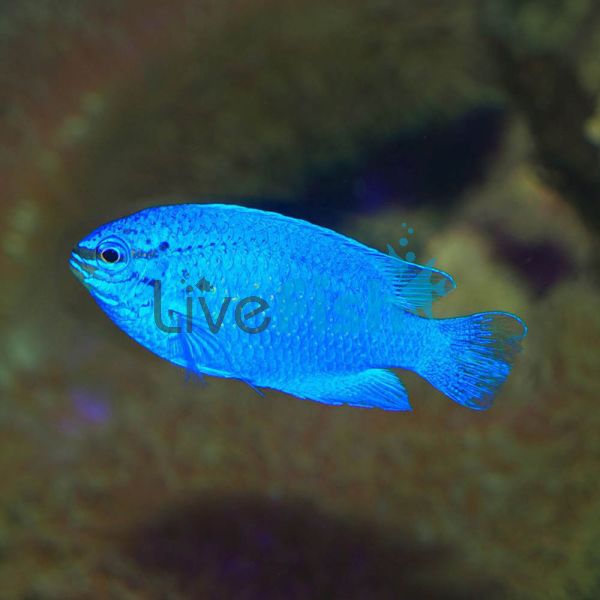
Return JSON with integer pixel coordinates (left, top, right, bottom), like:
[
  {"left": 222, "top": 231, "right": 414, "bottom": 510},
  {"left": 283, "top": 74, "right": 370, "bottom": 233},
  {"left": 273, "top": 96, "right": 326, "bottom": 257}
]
[
  {"left": 96, "top": 237, "right": 130, "bottom": 272},
  {"left": 100, "top": 248, "right": 120, "bottom": 264}
]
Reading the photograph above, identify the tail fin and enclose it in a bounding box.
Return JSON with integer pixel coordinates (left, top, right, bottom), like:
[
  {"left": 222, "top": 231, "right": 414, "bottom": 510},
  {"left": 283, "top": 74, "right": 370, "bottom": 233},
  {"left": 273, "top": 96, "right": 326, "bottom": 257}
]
[{"left": 422, "top": 312, "right": 527, "bottom": 410}]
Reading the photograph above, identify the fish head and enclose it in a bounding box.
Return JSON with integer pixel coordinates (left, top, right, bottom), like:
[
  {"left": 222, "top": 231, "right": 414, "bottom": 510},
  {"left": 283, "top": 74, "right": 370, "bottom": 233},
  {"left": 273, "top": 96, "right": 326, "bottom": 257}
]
[
  {"left": 70, "top": 210, "right": 167, "bottom": 313},
  {"left": 70, "top": 232, "right": 136, "bottom": 311}
]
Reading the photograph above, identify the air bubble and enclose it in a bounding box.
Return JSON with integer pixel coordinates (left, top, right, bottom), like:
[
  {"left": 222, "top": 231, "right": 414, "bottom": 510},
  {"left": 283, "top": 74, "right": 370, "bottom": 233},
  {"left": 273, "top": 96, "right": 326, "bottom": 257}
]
[{"left": 399, "top": 237, "right": 408, "bottom": 247}]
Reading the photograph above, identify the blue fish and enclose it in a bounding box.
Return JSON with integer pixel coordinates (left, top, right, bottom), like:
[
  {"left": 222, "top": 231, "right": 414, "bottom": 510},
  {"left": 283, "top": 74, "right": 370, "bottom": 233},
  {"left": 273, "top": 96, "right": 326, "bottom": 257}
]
[{"left": 70, "top": 204, "right": 527, "bottom": 411}]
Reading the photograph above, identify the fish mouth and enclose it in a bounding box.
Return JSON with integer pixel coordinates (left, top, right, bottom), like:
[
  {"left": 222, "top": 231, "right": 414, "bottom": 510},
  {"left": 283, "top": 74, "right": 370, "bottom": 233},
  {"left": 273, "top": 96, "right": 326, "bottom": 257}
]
[
  {"left": 69, "top": 250, "right": 95, "bottom": 283},
  {"left": 70, "top": 248, "right": 121, "bottom": 307}
]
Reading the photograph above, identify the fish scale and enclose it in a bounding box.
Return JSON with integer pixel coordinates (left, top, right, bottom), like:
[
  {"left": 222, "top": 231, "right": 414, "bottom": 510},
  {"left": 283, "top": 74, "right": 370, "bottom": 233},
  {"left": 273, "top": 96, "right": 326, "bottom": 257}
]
[{"left": 70, "top": 203, "right": 527, "bottom": 411}]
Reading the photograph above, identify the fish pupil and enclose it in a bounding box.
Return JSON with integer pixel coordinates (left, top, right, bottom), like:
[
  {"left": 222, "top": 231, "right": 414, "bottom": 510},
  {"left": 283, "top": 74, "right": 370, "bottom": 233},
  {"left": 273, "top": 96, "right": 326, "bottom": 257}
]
[{"left": 101, "top": 248, "right": 120, "bottom": 264}]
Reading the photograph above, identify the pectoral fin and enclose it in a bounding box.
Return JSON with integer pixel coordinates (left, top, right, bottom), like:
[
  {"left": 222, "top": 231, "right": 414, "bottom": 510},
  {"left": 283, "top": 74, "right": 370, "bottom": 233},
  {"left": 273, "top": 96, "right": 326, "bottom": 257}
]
[
  {"left": 166, "top": 309, "right": 226, "bottom": 379},
  {"left": 165, "top": 309, "right": 263, "bottom": 395}
]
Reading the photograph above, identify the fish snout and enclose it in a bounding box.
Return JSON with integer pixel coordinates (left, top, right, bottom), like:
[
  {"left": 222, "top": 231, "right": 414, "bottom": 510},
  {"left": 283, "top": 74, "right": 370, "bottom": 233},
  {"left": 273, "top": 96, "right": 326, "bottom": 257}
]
[{"left": 69, "top": 247, "right": 96, "bottom": 282}]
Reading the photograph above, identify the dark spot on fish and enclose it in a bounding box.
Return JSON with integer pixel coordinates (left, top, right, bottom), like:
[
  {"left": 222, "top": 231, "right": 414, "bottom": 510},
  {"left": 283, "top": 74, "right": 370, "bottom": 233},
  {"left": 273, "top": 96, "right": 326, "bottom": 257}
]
[
  {"left": 159, "top": 241, "right": 170, "bottom": 251},
  {"left": 141, "top": 277, "right": 157, "bottom": 287}
]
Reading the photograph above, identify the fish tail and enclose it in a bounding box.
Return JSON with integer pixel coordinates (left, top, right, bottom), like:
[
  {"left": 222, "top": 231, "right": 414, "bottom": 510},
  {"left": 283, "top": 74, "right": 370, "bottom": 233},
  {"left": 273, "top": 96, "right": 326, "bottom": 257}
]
[{"left": 420, "top": 312, "right": 527, "bottom": 410}]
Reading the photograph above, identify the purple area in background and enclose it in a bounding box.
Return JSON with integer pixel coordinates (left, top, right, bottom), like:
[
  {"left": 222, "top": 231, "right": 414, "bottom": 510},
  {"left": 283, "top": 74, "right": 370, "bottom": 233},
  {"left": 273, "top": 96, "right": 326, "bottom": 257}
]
[
  {"left": 489, "top": 229, "right": 575, "bottom": 296},
  {"left": 72, "top": 388, "right": 111, "bottom": 424},
  {"left": 59, "top": 388, "right": 111, "bottom": 435}
]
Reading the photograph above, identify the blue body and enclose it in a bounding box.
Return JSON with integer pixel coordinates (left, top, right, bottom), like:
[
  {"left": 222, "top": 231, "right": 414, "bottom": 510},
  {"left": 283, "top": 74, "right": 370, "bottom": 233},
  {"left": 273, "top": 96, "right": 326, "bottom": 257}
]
[{"left": 70, "top": 204, "right": 527, "bottom": 411}]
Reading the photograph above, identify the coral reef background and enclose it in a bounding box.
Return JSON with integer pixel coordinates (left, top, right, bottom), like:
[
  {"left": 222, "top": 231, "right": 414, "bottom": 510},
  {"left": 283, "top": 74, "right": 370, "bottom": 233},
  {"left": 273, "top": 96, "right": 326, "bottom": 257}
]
[{"left": 1, "top": 1, "right": 599, "bottom": 598}]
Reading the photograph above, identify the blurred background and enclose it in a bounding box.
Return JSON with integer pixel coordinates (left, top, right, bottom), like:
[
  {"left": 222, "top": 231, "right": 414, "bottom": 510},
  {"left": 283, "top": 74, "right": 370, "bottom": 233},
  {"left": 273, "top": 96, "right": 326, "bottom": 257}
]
[{"left": 1, "top": 1, "right": 599, "bottom": 598}]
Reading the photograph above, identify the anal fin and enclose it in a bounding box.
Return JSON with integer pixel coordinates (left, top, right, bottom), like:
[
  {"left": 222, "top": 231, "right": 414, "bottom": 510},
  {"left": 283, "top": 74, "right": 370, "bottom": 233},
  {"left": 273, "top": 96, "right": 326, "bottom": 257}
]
[{"left": 287, "top": 369, "right": 411, "bottom": 411}]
